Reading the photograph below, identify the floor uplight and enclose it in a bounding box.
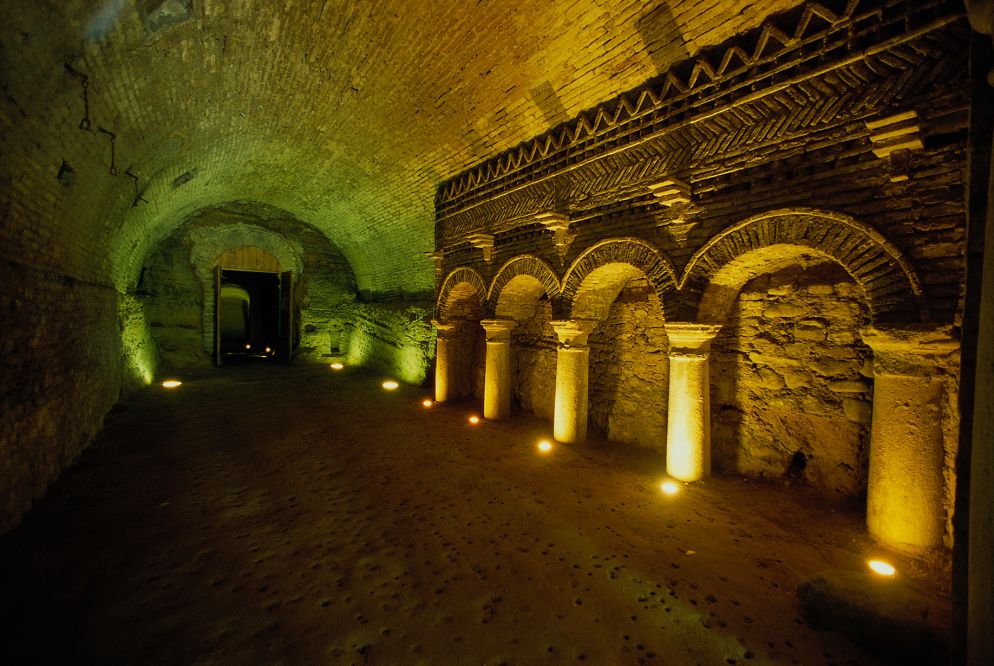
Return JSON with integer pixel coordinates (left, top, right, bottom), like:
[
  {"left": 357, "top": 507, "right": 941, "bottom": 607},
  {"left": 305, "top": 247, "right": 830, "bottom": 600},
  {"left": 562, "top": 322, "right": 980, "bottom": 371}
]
[
  {"left": 660, "top": 480, "right": 679, "bottom": 496},
  {"left": 868, "top": 559, "right": 896, "bottom": 577},
  {"left": 330, "top": 362, "right": 344, "bottom": 370},
  {"left": 161, "top": 379, "right": 182, "bottom": 389},
  {"left": 537, "top": 440, "right": 553, "bottom": 454},
  {"left": 468, "top": 415, "right": 480, "bottom": 425},
  {"left": 422, "top": 399, "right": 433, "bottom": 408},
  {"left": 382, "top": 380, "right": 400, "bottom": 390}
]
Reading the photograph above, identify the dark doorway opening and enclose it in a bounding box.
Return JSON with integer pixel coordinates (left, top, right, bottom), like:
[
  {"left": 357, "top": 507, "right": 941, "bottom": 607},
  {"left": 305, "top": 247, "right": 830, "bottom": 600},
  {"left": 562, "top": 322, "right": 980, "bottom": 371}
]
[{"left": 215, "top": 269, "right": 291, "bottom": 365}]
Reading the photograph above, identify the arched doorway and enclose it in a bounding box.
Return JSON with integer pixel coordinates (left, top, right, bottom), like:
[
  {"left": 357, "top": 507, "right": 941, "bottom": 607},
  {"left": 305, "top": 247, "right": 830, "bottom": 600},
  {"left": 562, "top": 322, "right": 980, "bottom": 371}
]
[{"left": 212, "top": 246, "right": 294, "bottom": 365}]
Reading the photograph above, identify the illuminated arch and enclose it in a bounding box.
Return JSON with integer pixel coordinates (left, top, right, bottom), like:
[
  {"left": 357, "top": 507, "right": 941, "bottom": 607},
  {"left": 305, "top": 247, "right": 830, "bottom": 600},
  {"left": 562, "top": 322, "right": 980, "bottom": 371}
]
[
  {"left": 488, "top": 255, "right": 561, "bottom": 322},
  {"left": 562, "top": 238, "right": 678, "bottom": 320},
  {"left": 681, "top": 208, "right": 927, "bottom": 324},
  {"left": 436, "top": 266, "right": 488, "bottom": 320}
]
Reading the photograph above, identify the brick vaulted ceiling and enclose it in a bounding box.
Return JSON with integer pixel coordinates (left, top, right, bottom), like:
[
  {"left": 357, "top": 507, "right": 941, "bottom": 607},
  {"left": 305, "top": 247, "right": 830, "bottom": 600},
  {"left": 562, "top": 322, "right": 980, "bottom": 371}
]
[{"left": 0, "top": 0, "right": 805, "bottom": 297}]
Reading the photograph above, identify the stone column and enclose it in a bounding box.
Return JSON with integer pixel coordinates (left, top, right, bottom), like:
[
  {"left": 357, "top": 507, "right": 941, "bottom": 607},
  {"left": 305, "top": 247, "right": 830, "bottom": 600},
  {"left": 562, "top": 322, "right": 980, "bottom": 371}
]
[
  {"left": 431, "top": 319, "right": 460, "bottom": 403},
  {"left": 861, "top": 326, "right": 958, "bottom": 552},
  {"left": 552, "top": 319, "right": 598, "bottom": 444},
  {"left": 665, "top": 323, "right": 722, "bottom": 482},
  {"left": 480, "top": 318, "right": 516, "bottom": 420}
]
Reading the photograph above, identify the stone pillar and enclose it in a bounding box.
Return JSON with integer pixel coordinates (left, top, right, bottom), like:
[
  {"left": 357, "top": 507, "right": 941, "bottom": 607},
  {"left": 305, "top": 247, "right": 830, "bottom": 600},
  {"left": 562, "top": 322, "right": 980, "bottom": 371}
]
[
  {"left": 665, "top": 323, "right": 722, "bottom": 482},
  {"left": 552, "top": 319, "right": 598, "bottom": 444},
  {"left": 481, "top": 318, "right": 516, "bottom": 420},
  {"left": 861, "top": 326, "right": 958, "bottom": 552},
  {"left": 431, "top": 319, "right": 459, "bottom": 403}
]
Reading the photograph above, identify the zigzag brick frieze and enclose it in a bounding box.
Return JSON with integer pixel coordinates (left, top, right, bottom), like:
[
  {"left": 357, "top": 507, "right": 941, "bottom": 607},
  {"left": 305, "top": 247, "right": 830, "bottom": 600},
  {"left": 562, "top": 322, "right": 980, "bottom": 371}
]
[
  {"left": 435, "top": 0, "right": 968, "bottom": 326},
  {"left": 437, "top": 0, "right": 965, "bottom": 226}
]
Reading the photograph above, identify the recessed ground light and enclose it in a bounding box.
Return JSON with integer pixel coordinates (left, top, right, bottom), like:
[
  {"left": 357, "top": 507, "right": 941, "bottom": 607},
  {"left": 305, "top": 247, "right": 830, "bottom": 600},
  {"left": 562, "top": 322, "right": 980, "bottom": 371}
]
[
  {"left": 867, "top": 559, "right": 896, "bottom": 577},
  {"left": 264, "top": 346, "right": 272, "bottom": 354},
  {"left": 422, "top": 399, "right": 433, "bottom": 408},
  {"left": 161, "top": 379, "right": 182, "bottom": 389},
  {"left": 244, "top": 343, "right": 251, "bottom": 350},
  {"left": 468, "top": 415, "right": 480, "bottom": 425},
  {"left": 382, "top": 380, "right": 399, "bottom": 390},
  {"left": 660, "top": 480, "right": 679, "bottom": 495},
  {"left": 330, "top": 362, "right": 344, "bottom": 370},
  {"left": 537, "top": 440, "right": 553, "bottom": 454}
]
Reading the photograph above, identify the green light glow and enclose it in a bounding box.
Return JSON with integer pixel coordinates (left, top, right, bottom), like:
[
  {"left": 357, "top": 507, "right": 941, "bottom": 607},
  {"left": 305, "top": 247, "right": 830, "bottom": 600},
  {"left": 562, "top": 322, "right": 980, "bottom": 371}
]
[{"left": 119, "top": 294, "right": 157, "bottom": 387}]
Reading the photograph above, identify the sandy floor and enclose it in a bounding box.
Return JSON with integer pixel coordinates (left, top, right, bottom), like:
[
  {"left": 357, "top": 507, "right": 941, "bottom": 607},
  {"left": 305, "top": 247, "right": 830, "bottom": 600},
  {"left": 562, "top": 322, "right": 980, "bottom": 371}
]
[{"left": 0, "top": 364, "right": 950, "bottom": 665}]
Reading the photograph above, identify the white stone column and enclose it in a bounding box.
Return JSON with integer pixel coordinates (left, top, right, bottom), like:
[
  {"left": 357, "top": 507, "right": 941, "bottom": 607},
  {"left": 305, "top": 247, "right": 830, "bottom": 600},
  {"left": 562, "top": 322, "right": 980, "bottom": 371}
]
[
  {"left": 431, "top": 319, "right": 459, "bottom": 403},
  {"left": 481, "top": 318, "right": 516, "bottom": 420},
  {"left": 665, "top": 323, "right": 722, "bottom": 482},
  {"left": 552, "top": 319, "right": 598, "bottom": 444},
  {"left": 861, "top": 326, "right": 958, "bottom": 552}
]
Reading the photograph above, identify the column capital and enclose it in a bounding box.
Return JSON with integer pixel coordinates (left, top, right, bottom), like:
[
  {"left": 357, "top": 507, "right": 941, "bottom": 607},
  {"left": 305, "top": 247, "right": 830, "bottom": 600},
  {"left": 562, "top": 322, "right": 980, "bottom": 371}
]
[
  {"left": 431, "top": 319, "right": 462, "bottom": 338},
  {"left": 551, "top": 319, "right": 598, "bottom": 347},
  {"left": 860, "top": 325, "right": 959, "bottom": 375},
  {"left": 480, "top": 318, "right": 516, "bottom": 341},
  {"left": 665, "top": 322, "right": 722, "bottom": 355}
]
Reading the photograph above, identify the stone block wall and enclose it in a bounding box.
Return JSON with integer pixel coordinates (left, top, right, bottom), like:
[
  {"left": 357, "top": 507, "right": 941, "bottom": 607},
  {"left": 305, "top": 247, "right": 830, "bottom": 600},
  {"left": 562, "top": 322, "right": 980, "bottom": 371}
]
[
  {"left": 511, "top": 299, "right": 557, "bottom": 420},
  {"left": 588, "top": 282, "right": 670, "bottom": 450},
  {"left": 710, "top": 262, "right": 874, "bottom": 497},
  {"left": 347, "top": 302, "right": 436, "bottom": 386}
]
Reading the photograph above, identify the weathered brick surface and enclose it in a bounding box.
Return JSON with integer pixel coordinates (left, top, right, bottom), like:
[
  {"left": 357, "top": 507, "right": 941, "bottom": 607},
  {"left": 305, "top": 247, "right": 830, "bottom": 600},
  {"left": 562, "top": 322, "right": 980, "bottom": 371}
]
[{"left": 0, "top": 258, "right": 121, "bottom": 532}]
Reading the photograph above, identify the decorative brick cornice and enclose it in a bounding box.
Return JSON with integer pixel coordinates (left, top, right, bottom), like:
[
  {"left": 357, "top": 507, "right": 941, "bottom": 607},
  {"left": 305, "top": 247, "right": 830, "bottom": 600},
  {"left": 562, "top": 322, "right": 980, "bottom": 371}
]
[{"left": 437, "top": 0, "right": 964, "bottom": 219}]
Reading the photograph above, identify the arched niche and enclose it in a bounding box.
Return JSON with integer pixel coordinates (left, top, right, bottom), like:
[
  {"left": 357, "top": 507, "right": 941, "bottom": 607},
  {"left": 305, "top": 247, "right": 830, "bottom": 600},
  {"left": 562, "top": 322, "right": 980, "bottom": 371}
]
[
  {"left": 435, "top": 266, "right": 488, "bottom": 401},
  {"left": 560, "top": 239, "right": 678, "bottom": 449},
  {"left": 488, "top": 255, "right": 561, "bottom": 420}
]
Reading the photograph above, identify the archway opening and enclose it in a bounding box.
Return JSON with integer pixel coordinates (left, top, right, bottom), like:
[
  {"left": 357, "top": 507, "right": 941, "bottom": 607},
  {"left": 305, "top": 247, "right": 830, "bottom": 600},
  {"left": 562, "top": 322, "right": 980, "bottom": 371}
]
[
  {"left": 218, "top": 270, "right": 281, "bottom": 363},
  {"left": 494, "top": 274, "right": 556, "bottom": 419},
  {"left": 573, "top": 263, "right": 669, "bottom": 449},
  {"left": 706, "top": 247, "right": 873, "bottom": 500},
  {"left": 438, "top": 281, "right": 485, "bottom": 401}
]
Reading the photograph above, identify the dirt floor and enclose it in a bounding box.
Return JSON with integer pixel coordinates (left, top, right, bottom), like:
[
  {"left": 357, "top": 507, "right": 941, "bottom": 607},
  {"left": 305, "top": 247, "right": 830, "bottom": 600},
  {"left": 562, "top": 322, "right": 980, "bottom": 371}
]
[{"left": 0, "top": 364, "right": 951, "bottom": 665}]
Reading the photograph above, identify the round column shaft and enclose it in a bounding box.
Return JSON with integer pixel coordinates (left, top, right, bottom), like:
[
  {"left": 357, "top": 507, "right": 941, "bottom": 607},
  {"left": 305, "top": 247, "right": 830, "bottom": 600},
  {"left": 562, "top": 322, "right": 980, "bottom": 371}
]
[
  {"left": 665, "top": 323, "right": 722, "bottom": 482},
  {"left": 862, "top": 326, "right": 958, "bottom": 552},
  {"left": 431, "top": 319, "right": 459, "bottom": 403},
  {"left": 552, "top": 319, "right": 598, "bottom": 444},
  {"left": 481, "top": 319, "right": 516, "bottom": 420}
]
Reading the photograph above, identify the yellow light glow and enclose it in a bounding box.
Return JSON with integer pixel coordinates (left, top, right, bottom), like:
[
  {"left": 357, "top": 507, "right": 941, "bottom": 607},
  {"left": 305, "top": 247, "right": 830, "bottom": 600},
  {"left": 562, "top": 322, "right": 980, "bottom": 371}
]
[
  {"left": 661, "top": 480, "right": 680, "bottom": 495},
  {"left": 537, "top": 440, "right": 553, "bottom": 454},
  {"left": 244, "top": 343, "right": 251, "bottom": 350},
  {"left": 382, "top": 380, "right": 400, "bottom": 390},
  {"left": 468, "top": 415, "right": 480, "bottom": 425},
  {"left": 422, "top": 399, "right": 433, "bottom": 408},
  {"left": 265, "top": 346, "right": 272, "bottom": 354},
  {"left": 330, "top": 362, "right": 344, "bottom": 370},
  {"left": 868, "top": 559, "right": 896, "bottom": 577},
  {"left": 161, "top": 379, "right": 182, "bottom": 389}
]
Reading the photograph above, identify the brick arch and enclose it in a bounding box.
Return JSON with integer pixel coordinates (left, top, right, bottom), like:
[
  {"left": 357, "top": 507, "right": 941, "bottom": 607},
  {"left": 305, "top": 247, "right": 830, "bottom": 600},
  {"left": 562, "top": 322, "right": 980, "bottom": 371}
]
[
  {"left": 562, "top": 238, "right": 678, "bottom": 320},
  {"left": 488, "top": 255, "right": 561, "bottom": 321},
  {"left": 681, "top": 209, "right": 927, "bottom": 324},
  {"left": 436, "top": 266, "right": 488, "bottom": 320}
]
